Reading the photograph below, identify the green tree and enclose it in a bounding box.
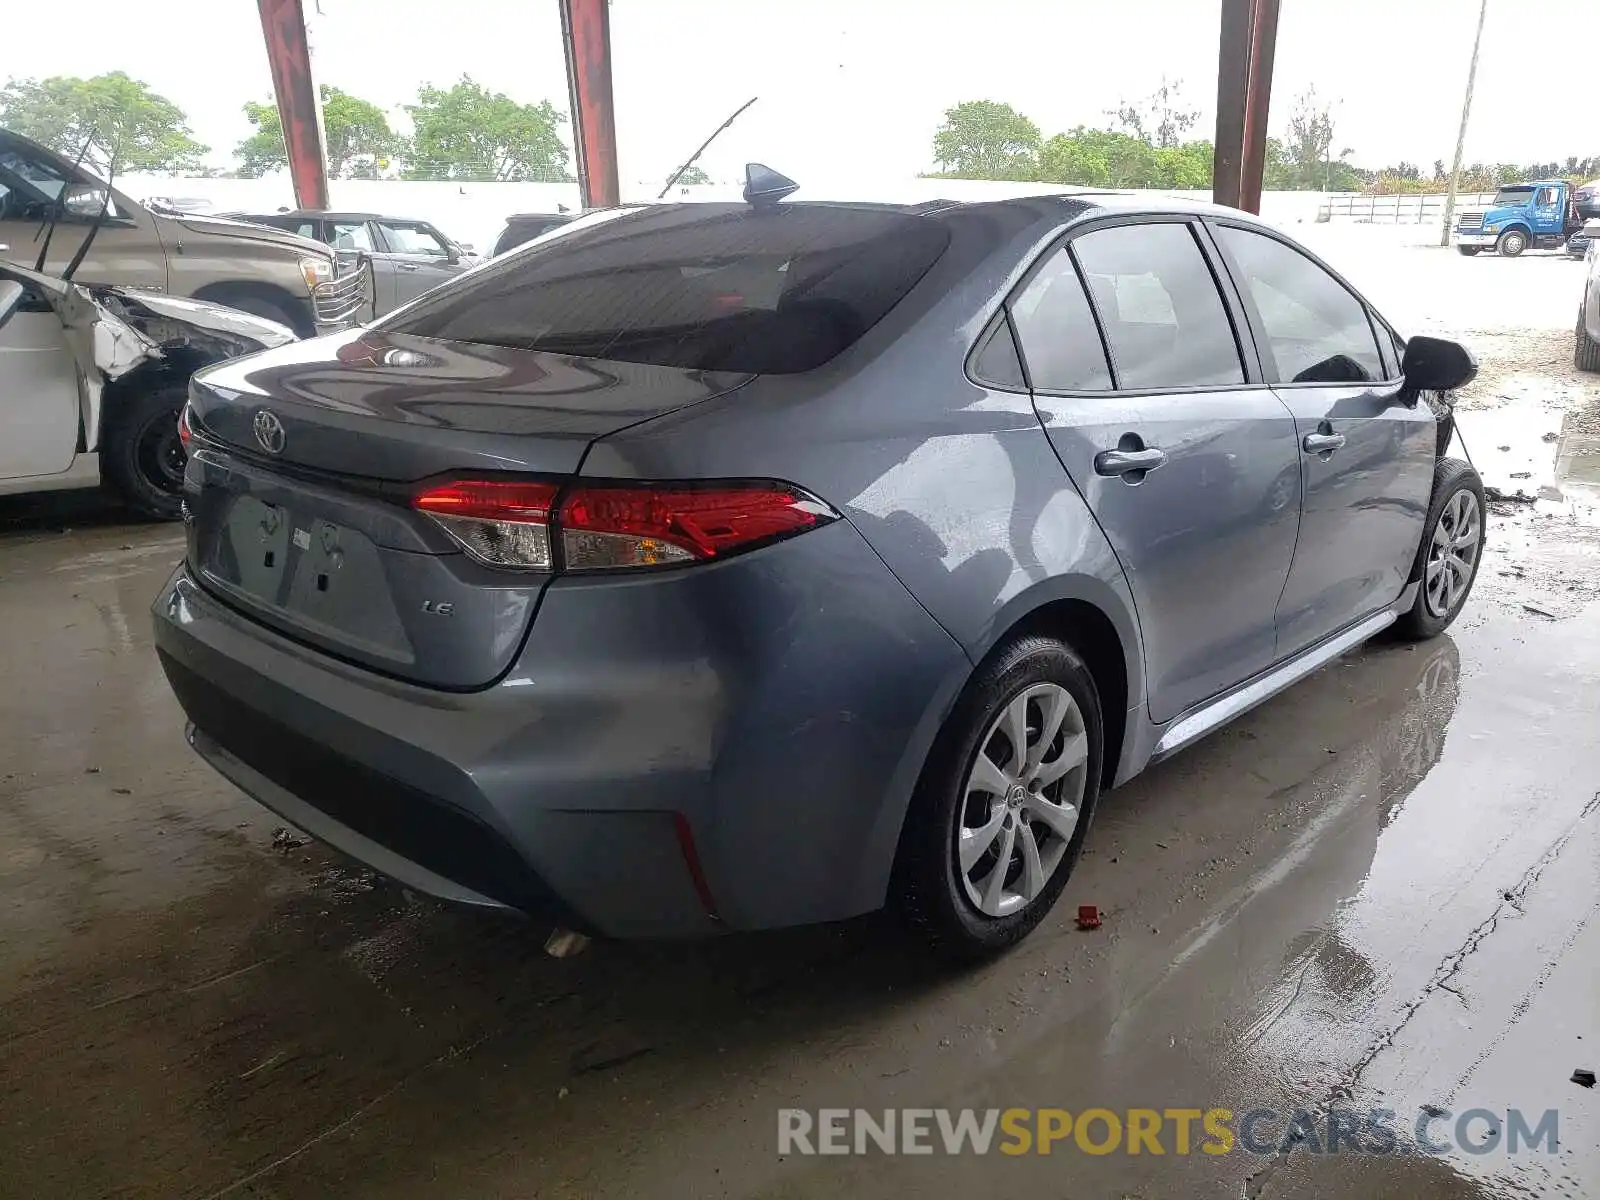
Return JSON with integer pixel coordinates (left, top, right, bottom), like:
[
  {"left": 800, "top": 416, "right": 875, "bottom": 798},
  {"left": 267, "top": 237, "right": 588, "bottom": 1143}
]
[
  {"left": 404, "top": 77, "right": 571, "bottom": 182},
  {"left": 0, "top": 71, "right": 207, "bottom": 176},
  {"left": 931, "top": 100, "right": 1041, "bottom": 180},
  {"left": 236, "top": 85, "right": 401, "bottom": 179},
  {"left": 672, "top": 165, "right": 712, "bottom": 185},
  {"left": 1035, "top": 126, "right": 1212, "bottom": 189},
  {"left": 1035, "top": 128, "right": 1111, "bottom": 186}
]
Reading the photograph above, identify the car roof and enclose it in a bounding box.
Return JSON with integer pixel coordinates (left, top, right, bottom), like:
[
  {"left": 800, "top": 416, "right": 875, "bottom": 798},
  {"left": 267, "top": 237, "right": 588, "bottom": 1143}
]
[{"left": 249, "top": 210, "right": 428, "bottom": 223}]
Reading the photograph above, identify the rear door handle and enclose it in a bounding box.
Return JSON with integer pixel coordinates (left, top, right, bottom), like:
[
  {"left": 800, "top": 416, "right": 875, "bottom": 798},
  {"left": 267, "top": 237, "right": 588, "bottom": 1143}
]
[
  {"left": 1094, "top": 447, "right": 1168, "bottom": 476},
  {"left": 1302, "top": 431, "right": 1346, "bottom": 455},
  {"left": 396, "top": 263, "right": 420, "bottom": 272}
]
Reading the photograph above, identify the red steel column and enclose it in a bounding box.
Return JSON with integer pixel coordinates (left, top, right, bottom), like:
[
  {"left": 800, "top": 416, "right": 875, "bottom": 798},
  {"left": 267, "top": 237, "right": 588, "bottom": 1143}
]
[
  {"left": 1213, "top": 0, "right": 1278, "bottom": 213},
  {"left": 559, "top": 0, "right": 621, "bottom": 209},
  {"left": 1238, "top": 0, "right": 1281, "bottom": 215},
  {"left": 1213, "top": 0, "right": 1252, "bottom": 210},
  {"left": 257, "top": 0, "right": 329, "bottom": 210}
]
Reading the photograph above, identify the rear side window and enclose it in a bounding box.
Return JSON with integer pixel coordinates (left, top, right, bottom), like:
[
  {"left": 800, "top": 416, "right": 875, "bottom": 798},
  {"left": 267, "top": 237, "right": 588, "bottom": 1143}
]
[
  {"left": 970, "top": 313, "right": 1027, "bottom": 390},
  {"left": 1009, "top": 246, "right": 1113, "bottom": 391},
  {"left": 1216, "top": 225, "right": 1384, "bottom": 384},
  {"left": 382, "top": 205, "right": 951, "bottom": 374},
  {"left": 330, "top": 221, "right": 374, "bottom": 252},
  {"left": 1072, "top": 222, "right": 1246, "bottom": 390}
]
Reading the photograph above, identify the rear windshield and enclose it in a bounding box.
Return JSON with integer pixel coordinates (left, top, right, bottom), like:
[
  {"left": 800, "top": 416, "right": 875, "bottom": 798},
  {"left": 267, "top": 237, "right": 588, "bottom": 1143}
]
[{"left": 381, "top": 204, "right": 951, "bottom": 374}]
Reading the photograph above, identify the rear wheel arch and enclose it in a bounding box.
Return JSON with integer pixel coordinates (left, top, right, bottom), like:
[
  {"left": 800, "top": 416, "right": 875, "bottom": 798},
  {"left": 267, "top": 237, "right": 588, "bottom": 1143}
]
[{"left": 992, "top": 599, "right": 1129, "bottom": 791}]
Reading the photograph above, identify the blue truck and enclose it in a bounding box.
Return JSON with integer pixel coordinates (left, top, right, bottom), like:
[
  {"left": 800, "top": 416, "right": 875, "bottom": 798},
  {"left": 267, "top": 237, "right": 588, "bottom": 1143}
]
[{"left": 1453, "top": 179, "right": 1594, "bottom": 257}]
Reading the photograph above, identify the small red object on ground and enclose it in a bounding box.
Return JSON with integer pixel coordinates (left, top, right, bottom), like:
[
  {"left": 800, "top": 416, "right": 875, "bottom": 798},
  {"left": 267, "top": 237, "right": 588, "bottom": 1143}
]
[{"left": 1076, "top": 905, "right": 1101, "bottom": 930}]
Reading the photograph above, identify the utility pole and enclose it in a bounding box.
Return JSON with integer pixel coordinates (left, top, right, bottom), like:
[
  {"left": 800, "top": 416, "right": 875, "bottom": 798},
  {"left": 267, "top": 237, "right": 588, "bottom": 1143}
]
[{"left": 1440, "top": 0, "right": 1489, "bottom": 246}]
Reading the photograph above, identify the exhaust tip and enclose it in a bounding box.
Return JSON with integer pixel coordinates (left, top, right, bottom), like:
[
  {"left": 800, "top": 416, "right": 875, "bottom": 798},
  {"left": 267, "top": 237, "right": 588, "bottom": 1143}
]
[{"left": 544, "top": 928, "right": 591, "bottom": 958}]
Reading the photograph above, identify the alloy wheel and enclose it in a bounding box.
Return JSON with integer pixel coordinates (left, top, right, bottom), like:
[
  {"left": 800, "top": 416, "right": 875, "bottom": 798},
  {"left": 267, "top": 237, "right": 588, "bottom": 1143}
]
[
  {"left": 955, "top": 683, "right": 1089, "bottom": 918},
  {"left": 1425, "top": 489, "right": 1480, "bottom": 617}
]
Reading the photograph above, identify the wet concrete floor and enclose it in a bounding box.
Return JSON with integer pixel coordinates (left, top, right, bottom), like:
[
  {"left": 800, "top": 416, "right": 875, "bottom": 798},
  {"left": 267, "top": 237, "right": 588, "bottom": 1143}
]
[{"left": 2, "top": 449, "right": 1597, "bottom": 1198}]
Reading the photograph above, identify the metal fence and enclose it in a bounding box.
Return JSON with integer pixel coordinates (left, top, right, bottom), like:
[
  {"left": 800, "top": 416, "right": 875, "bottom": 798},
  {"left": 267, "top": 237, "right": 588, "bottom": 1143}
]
[{"left": 1319, "top": 192, "right": 1498, "bottom": 225}]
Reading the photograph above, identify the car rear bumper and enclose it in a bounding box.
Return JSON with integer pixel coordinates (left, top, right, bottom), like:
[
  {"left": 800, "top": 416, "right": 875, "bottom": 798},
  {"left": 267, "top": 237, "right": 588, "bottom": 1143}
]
[{"left": 151, "top": 521, "right": 969, "bottom": 937}]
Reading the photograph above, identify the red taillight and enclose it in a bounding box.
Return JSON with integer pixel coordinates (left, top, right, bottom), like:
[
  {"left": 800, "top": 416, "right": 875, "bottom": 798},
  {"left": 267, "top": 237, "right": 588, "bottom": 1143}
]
[
  {"left": 413, "top": 480, "right": 559, "bottom": 570},
  {"left": 560, "top": 483, "right": 826, "bottom": 569},
  {"left": 176, "top": 405, "right": 193, "bottom": 450},
  {"left": 411, "top": 479, "right": 832, "bottom": 573}
]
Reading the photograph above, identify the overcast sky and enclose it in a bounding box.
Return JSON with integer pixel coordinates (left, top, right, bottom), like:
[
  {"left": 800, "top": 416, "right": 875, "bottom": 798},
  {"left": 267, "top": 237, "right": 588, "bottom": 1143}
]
[{"left": 4, "top": 0, "right": 1596, "bottom": 185}]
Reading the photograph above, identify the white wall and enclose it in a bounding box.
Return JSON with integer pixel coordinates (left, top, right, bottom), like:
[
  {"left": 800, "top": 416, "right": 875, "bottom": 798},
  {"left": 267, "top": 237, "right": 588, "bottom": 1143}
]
[{"left": 120, "top": 172, "right": 1347, "bottom": 254}]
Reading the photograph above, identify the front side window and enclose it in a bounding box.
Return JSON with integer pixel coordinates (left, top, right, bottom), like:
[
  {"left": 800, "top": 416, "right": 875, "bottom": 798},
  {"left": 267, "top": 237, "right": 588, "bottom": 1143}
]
[
  {"left": 0, "top": 147, "right": 120, "bottom": 221},
  {"left": 0, "top": 148, "right": 70, "bottom": 208},
  {"left": 1009, "top": 245, "right": 1112, "bottom": 391},
  {"left": 1216, "top": 225, "right": 1384, "bottom": 384},
  {"left": 381, "top": 222, "right": 449, "bottom": 256},
  {"left": 1071, "top": 221, "right": 1245, "bottom": 389}
]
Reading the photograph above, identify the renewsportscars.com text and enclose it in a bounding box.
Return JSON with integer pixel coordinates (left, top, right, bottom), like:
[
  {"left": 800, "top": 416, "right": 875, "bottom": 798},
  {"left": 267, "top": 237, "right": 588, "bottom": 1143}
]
[{"left": 777, "top": 1106, "right": 1560, "bottom": 1157}]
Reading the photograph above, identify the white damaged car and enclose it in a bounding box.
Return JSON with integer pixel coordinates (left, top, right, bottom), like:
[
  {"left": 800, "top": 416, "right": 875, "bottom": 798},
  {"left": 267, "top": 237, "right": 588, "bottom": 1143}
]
[{"left": 0, "top": 262, "right": 297, "bottom": 517}]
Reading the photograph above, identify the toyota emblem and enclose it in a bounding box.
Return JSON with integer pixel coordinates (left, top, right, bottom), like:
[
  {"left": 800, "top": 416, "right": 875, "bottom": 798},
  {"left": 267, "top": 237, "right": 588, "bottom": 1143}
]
[{"left": 252, "top": 409, "right": 286, "bottom": 455}]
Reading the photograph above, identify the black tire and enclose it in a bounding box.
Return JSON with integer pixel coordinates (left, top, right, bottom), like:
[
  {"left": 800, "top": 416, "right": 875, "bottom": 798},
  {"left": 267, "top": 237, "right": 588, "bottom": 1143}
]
[
  {"left": 894, "top": 635, "right": 1104, "bottom": 961},
  {"left": 1456, "top": 245, "right": 1481, "bottom": 257},
  {"left": 1495, "top": 229, "right": 1528, "bottom": 257},
  {"left": 1578, "top": 312, "right": 1600, "bottom": 373},
  {"left": 100, "top": 379, "right": 188, "bottom": 520},
  {"left": 1394, "top": 458, "right": 1485, "bottom": 641}
]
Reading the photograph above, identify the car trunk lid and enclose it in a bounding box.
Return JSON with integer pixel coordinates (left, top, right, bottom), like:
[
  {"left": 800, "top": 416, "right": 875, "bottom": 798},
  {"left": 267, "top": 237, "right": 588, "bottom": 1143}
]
[{"left": 184, "top": 329, "right": 751, "bottom": 688}]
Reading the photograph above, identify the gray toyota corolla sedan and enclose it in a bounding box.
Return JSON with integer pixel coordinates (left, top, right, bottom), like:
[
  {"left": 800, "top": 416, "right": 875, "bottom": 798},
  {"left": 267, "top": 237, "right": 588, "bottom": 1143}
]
[{"left": 153, "top": 174, "right": 1485, "bottom": 957}]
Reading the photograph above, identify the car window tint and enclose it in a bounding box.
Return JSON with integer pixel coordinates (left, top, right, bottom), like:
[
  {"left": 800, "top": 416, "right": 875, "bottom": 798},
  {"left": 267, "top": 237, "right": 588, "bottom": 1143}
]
[
  {"left": 381, "top": 223, "right": 448, "bottom": 255},
  {"left": 1071, "top": 222, "right": 1245, "bottom": 389},
  {"left": 970, "top": 313, "right": 1027, "bottom": 390},
  {"left": 382, "top": 205, "right": 951, "bottom": 374},
  {"left": 330, "top": 221, "right": 374, "bottom": 252},
  {"left": 1217, "top": 225, "right": 1384, "bottom": 384},
  {"left": 1009, "top": 246, "right": 1112, "bottom": 390}
]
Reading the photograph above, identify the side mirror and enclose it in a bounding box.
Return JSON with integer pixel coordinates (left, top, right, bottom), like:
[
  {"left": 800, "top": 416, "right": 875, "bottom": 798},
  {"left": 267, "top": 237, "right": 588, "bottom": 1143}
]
[
  {"left": 63, "top": 184, "right": 109, "bottom": 219},
  {"left": 445, "top": 245, "right": 461, "bottom": 265},
  {"left": 0, "top": 280, "right": 26, "bottom": 330},
  {"left": 1401, "top": 335, "right": 1478, "bottom": 393}
]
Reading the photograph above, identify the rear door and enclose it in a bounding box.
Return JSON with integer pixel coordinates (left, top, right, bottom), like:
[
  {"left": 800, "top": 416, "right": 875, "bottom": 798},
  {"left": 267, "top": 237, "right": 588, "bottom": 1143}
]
[
  {"left": 328, "top": 218, "right": 398, "bottom": 312},
  {"left": 375, "top": 220, "right": 461, "bottom": 306},
  {"left": 1013, "top": 217, "right": 1302, "bottom": 724},
  {"left": 1209, "top": 221, "right": 1435, "bottom": 658}
]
